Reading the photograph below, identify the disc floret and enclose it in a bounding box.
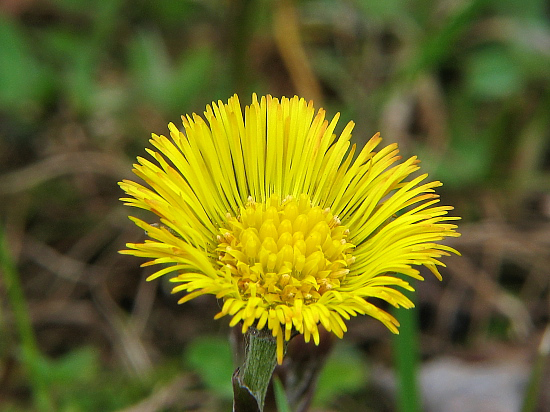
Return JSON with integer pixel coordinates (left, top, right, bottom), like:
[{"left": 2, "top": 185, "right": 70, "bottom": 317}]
[{"left": 216, "top": 194, "right": 355, "bottom": 307}]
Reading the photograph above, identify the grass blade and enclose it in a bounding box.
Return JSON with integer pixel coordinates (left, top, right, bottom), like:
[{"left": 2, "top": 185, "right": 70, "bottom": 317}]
[
  {"left": 0, "top": 225, "right": 54, "bottom": 411},
  {"left": 392, "top": 277, "right": 421, "bottom": 412}
]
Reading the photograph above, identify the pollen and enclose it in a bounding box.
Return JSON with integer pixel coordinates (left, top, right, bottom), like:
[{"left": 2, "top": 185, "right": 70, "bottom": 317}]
[{"left": 216, "top": 194, "right": 355, "bottom": 306}]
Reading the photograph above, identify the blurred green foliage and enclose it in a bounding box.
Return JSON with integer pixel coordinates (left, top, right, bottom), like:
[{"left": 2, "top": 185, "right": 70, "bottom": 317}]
[
  {"left": 313, "top": 342, "right": 369, "bottom": 407},
  {"left": 0, "top": 15, "right": 54, "bottom": 120},
  {"left": 3, "top": 346, "right": 183, "bottom": 411},
  {"left": 184, "top": 335, "right": 234, "bottom": 400},
  {"left": 1, "top": 0, "right": 546, "bottom": 198}
]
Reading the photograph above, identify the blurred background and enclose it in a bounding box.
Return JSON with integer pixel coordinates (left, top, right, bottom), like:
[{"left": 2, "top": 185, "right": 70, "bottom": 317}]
[{"left": 0, "top": 0, "right": 549, "bottom": 411}]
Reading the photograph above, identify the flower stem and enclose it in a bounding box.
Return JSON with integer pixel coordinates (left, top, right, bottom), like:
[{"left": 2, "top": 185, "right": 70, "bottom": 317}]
[{"left": 233, "top": 327, "right": 280, "bottom": 412}]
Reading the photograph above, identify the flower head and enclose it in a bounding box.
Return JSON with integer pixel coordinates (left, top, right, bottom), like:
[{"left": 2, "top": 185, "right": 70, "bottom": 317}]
[{"left": 120, "top": 94, "right": 460, "bottom": 364}]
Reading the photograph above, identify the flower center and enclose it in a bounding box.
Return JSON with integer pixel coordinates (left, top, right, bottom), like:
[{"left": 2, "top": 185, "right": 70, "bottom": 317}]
[{"left": 216, "top": 194, "right": 355, "bottom": 305}]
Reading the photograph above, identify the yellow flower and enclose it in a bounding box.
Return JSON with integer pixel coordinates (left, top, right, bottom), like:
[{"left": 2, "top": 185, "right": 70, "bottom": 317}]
[{"left": 119, "top": 94, "right": 460, "bottom": 364}]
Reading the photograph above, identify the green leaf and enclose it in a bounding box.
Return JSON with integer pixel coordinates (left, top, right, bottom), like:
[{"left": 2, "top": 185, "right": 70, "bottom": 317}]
[
  {"left": 313, "top": 342, "right": 368, "bottom": 406},
  {"left": 413, "top": 135, "right": 493, "bottom": 188},
  {"left": 494, "top": 0, "right": 548, "bottom": 20},
  {"left": 403, "top": 0, "right": 488, "bottom": 79},
  {"left": 273, "top": 376, "right": 291, "bottom": 412},
  {"left": 356, "top": 0, "right": 406, "bottom": 20},
  {"left": 128, "top": 29, "right": 216, "bottom": 114},
  {"left": 467, "top": 47, "right": 523, "bottom": 99},
  {"left": 0, "top": 16, "right": 53, "bottom": 115},
  {"left": 36, "top": 347, "right": 100, "bottom": 385},
  {"left": 185, "top": 336, "right": 234, "bottom": 399},
  {"left": 166, "top": 47, "right": 216, "bottom": 111}
]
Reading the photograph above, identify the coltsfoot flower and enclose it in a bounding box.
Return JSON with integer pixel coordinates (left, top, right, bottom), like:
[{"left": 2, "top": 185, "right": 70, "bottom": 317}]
[{"left": 119, "top": 94, "right": 460, "bottom": 364}]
